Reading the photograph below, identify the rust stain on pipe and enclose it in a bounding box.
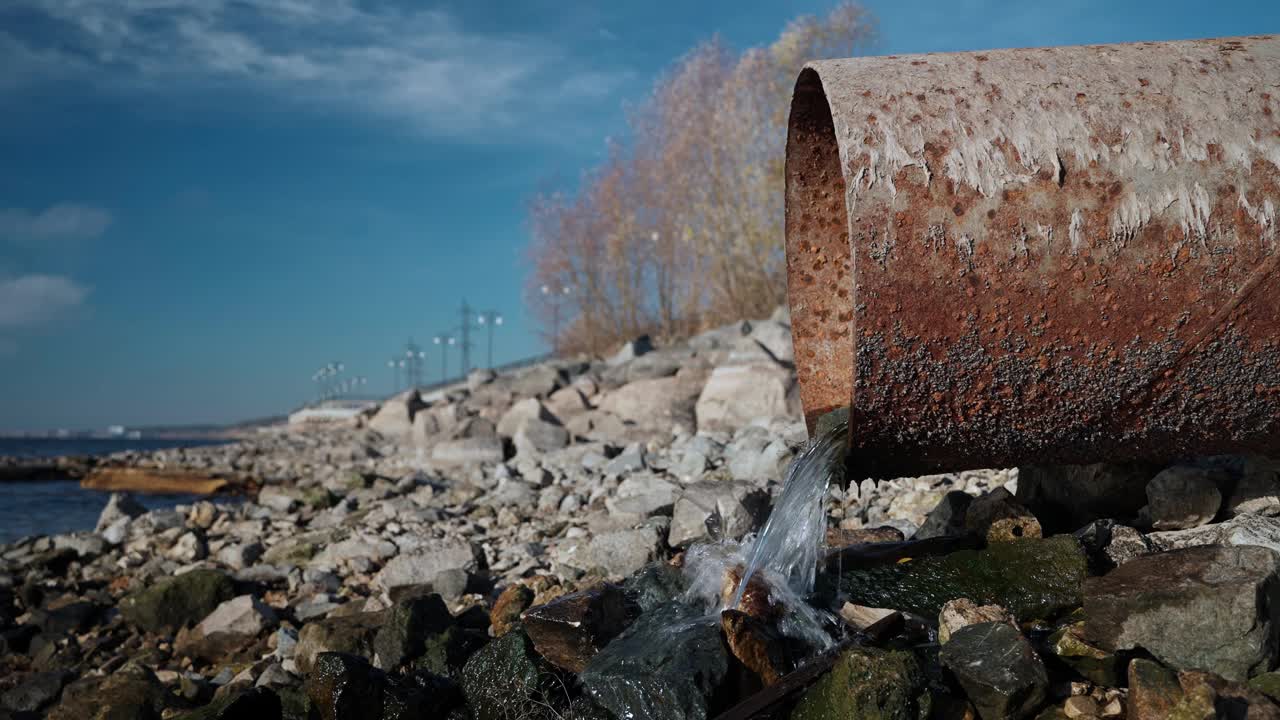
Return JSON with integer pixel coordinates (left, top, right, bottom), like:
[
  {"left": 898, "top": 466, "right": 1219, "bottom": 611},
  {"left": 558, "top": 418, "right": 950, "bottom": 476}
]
[{"left": 785, "top": 35, "right": 1280, "bottom": 479}]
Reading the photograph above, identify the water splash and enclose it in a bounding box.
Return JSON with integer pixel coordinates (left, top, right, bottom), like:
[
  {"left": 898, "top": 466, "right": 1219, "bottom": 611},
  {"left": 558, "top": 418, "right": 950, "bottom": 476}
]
[
  {"left": 678, "top": 420, "right": 849, "bottom": 649},
  {"left": 733, "top": 419, "right": 848, "bottom": 605}
]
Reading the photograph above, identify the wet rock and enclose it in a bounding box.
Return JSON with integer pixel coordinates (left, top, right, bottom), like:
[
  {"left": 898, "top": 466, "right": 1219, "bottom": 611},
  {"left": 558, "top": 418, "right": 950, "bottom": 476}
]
[
  {"left": 522, "top": 584, "right": 630, "bottom": 673},
  {"left": 48, "top": 664, "right": 169, "bottom": 720},
  {"left": 695, "top": 364, "right": 794, "bottom": 433},
  {"left": 1, "top": 670, "right": 69, "bottom": 714},
  {"left": 834, "top": 535, "right": 1087, "bottom": 621},
  {"left": 622, "top": 562, "right": 688, "bottom": 613},
  {"left": 172, "top": 687, "right": 281, "bottom": 720},
  {"left": 964, "top": 488, "right": 1042, "bottom": 543},
  {"left": 720, "top": 609, "right": 790, "bottom": 687},
  {"left": 1016, "top": 463, "right": 1154, "bottom": 532},
  {"left": 1146, "top": 466, "right": 1224, "bottom": 530},
  {"left": 295, "top": 611, "right": 384, "bottom": 674},
  {"left": 1047, "top": 621, "right": 1124, "bottom": 686},
  {"left": 374, "top": 540, "right": 484, "bottom": 599},
  {"left": 372, "top": 593, "right": 453, "bottom": 671},
  {"left": 669, "top": 481, "right": 770, "bottom": 548},
  {"left": 461, "top": 629, "right": 561, "bottom": 720},
  {"left": 306, "top": 652, "right": 431, "bottom": 720},
  {"left": 120, "top": 569, "right": 237, "bottom": 633},
  {"left": 1084, "top": 544, "right": 1280, "bottom": 681},
  {"left": 581, "top": 602, "right": 728, "bottom": 720},
  {"left": 940, "top": 622, "right": 1048, "bottom": 720},
  {"left": 938, "top": 598, "right": 1016, "bottom": 644},
  {"left": 791, "top": 647, "right": 931, "bottom": 720},
  {"left": 96, "top": 492, "right": 147, "bottom": 532}
]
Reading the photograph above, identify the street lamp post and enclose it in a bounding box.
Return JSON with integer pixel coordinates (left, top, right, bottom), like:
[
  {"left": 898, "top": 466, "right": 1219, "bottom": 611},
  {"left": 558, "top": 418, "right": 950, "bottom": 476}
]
[
  {"left": 433, "top": 334, "right": 456, "bottom": 381},
  {"left": 476, "top": 311, "right": 503, "bottom": 369},
  {"left": 540, "top": 283, "right": 573, "bottom": 355}
]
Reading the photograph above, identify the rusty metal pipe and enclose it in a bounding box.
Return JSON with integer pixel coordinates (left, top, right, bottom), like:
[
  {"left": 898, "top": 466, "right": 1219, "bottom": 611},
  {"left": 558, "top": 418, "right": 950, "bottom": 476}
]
[{"left": 785, "top": 35, "right": 1280, "bottom": 479}]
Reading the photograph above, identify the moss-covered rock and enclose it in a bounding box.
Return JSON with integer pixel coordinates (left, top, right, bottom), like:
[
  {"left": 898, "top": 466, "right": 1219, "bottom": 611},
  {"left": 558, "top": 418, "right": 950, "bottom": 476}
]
[
  {"left": 119, "top": 570, "right": 236, "bottom": 633},
  {"left": 1127, "top": 659, "right": 1183, "bottom": 720},
  {"left": 832, "top": 535, "right": 1087, "bottom": 621},
  {"left": 460, "top": 628, "right": 561, "bottom": 720},
  {"left": 48, "top": 664, "right": 170, "bottom": 720},
  {"left": 1249, "top": 671, "right": 1280, "bottom": 703},
  {"left": 1047, "top": 621, "right": 1124, "bottom": 686},
  {"left": 295, "top": 611, "right": 385, "bottom": 674},
  {"left": 372, "top": 593, "right": 453, "bottom": 671},
  {"left": 791, "top": 647, "right": 931, "bottom": 720}
]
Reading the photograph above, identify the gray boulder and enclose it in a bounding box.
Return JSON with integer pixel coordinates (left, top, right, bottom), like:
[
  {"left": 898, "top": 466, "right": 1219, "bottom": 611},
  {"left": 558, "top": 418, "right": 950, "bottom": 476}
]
[
  {"left": 431, "top": 437, "right": 504, "bottom": 466},
  {"left": 668, "top": 481, "right": 770, "bottom": 547},
  {"left": 367, "top": 390, "right": 424, "bottom": 439},
  {"left": 695, "top": 364, "right": 794, "bottom": 433},
  {"left": 1084, "top": 544, "right": 1280, "bottom": 681},
  {"left": 1146, "top": 465, "right": 1224, "bottom": 530}
]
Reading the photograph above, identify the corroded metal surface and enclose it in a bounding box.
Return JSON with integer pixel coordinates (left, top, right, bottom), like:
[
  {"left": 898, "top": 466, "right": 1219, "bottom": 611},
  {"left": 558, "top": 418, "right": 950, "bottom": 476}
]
[{"left": 785, "top": 35, "right": 1280, "bottom": 479}]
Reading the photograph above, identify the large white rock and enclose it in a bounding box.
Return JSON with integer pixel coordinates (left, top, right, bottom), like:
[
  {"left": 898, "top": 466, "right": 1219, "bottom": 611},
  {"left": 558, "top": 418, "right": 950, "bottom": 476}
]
[
  {"left": 431, "top": 437, "right": 504, "bottom": 466},
  {"left": 545, "top": 386, "right": 590, "bottom": 420},
  {"left": 367, "top": 390, "right": 424, "bottom": 439},
  {"left": 747, "top": 320, "right": 794, "bottom": 364},
  {"left": 669, "top": 481, "right": 770, "bottom": 547},
  {"left": 695, "top": 364, "right": 794, "bottom": 433},
  {"left": 374, "top": 540, "right": 484, "bottom": 592},
  {"left": 561, "top": 522, "right": 667, "bottom": 578},
  {"left": 598, "top": 371, "right": 708, "bottom": 429},
  {"left": 513, "top": 417, "right": 570, "bottom": 456},
  {"left": 96, "top": 492, "right": 146, "bottom": 532},
  {"left": 195, "top": 594, "right": 276, "bottom": 640},
  {"left": 497, "top": 398, "right": 558, "bottom": 437}
]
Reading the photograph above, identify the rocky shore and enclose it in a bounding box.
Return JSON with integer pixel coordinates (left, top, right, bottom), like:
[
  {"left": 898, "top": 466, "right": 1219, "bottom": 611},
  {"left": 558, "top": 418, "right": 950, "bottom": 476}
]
[{"left": 3, "top": 310, "right": 1280, "bottom": 719}]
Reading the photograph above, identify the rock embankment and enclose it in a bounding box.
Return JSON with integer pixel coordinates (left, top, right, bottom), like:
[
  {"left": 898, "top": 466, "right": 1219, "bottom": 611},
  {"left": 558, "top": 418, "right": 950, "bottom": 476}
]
[{"left": 2, "top": 309, "right": 1279, "bottom": 719}]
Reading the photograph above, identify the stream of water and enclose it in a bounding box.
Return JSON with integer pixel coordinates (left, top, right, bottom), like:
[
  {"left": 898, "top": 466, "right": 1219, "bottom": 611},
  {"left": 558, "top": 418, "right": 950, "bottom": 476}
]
[{"left": 679, "top": 420, "right": 849, "bottom": 648}]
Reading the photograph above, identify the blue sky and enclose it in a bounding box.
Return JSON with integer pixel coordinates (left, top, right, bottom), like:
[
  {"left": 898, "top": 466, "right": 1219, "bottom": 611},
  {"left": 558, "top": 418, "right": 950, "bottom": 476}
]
[{"left": 1, "top": 0, "right": 1276, "bottom": 432}]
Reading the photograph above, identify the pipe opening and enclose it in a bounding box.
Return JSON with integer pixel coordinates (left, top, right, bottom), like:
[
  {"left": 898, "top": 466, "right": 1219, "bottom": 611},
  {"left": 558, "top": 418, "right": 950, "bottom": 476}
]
[{"left": 785, "top": 67, "right": 853, "bottom": 435}]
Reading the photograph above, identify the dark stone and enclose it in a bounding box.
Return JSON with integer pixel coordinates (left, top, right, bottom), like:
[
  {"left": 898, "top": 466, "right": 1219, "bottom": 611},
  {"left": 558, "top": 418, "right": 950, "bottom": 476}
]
[
  {"left": 306, "top": 653, "right": 383, "bottom": 720},
  {"left": 171, "top": 687, "right": 281, "bottom": 720},
  {"left": 1175, "top": 670, "right": 1280, "bottom": 719},
  {"left": 791, "top": 647, "right": 930, "bottom": 720},
  {"left": 1072, "top": 519, "right": 1117, "bottom": 573},
  {"left": 621, "top": 562, "right": 687, "bottom": 613},
  {"left": 1016, "top": 462, "right": 1156, "bottom": 532},
  {"left": 119, "top": 570, "right": 237, "bottom": 633},
  {"left": 1131, "top": 661, "right": 1177, "bottom": 717},
  {"left": 0, "top": 625, "right": 37, "bottom": 655},
  {"left": 1, "top": 671, "right": 69, "bottom": 713},
  {"left": 1083, "top": 545, "right": 1280, "bottom": 681},
  {"left": 48, "top": 664, "right": 170, "bottom": 720},
  {"left": 833, "top": 535, "right": 1087, "bottom": 622},
  {"left": 373, "top": 593, "right": 453, "bottom": 671},
  {"left": 461, "top": 628, "right": 561, "bottom": 720},
  {"left": 581, "top": 602, "right": 729, "bottom": 720},
  {"left": 412, "top": 625, "right": 486, "bottom": 679},
  {"left": 523, "top": 585, "right": 630, "bottom": 673},
  {"left": 30, "top": 600, "right": 101, "bottom": 636},
  {"left": 295, "top": 611, "right": 385, "bottom": 674},
  {"left": 939, "top": 622, "right": 1048, "bottom": 720}
]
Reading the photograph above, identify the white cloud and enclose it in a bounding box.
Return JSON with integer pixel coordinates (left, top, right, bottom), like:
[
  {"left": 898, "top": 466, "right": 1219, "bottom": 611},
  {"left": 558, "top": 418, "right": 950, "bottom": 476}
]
[
  {"left": 0, "top": 204, "right": 113, "bottom": 244},
  {"left": 0, "top": 0, "right": 634, "bottom": 138},
  {"left": 0, "top": 274, "right": 89, "bottom": 328}
]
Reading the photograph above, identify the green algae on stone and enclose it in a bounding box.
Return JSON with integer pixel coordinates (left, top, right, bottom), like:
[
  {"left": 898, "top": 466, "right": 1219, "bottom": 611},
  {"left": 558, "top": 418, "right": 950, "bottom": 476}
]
[
  {"left": 119, "top": 569, "right": 236, "bottom": 633},
  {"left": 1249, "top": 671, "right": 1280, "bottom": 703},
  {"left": 791, "top": 647, "right": 931, "bottom": 720},
  {"left": 832, "top": 535, "right": 1087, "bottom": 621},
  {"left": 1047, "top": 621, "right": 1125, "bottom": 686}
]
